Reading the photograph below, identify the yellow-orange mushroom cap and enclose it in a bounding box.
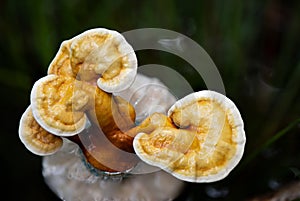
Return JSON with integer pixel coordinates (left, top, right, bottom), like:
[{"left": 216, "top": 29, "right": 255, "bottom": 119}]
[
  {"left": 30, "top": 74, "right": 89, "bottom": 136},
  {"left": 70, "top": 28, "right": 137, "bottom": 92},
  {"left": 47, "top": 28, "right": 137, "bottom": 92},
  {"left": 133, "top": 90, "right": 246, "bottom": 183},
  {"left": 47, "top": 39, "right": 75, "bottom": 78},
  {"left": 19, "top": 106, "right": 63, "bottom": 155}
]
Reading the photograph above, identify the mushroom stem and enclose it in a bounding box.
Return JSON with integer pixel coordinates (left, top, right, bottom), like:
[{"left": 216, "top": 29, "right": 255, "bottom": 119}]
[
  {"left": 66, "top": 84, "right": 139, "bottom": 172},
  {"left": 86, "top": 86, "right": 136, "bottom": 152}
]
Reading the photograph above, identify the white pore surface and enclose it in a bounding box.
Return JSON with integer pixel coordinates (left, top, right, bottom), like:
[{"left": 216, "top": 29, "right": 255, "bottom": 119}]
[{"left": 42, "top": 73, "right": 184, "bottom": 200}]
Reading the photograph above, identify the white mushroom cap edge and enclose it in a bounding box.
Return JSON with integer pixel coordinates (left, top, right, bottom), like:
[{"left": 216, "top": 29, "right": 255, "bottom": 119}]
[
  {"left": 133, "top": 90, "right": 246, "bottom": 183},
  {"left": 19, "top": 105, "right": 63, "bottom": 156},
  {"left": 30, "top": 74, "right": 88, "bottom": 137},
  {"left": 70, "top": 28, "right": 138, "bottom": 93}
]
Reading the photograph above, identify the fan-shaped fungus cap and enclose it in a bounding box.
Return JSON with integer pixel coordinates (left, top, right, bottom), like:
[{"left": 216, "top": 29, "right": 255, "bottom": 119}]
[
  {"left": 69, "top": 28, "right": 137, "bottom": 92},
  {"left": 47, "top": 28, "right": 137, "bottom": 92},
  {"left": 30, "top": 74, "right": 89, "bottom": 136},
  {"left": 19, "top": 106, "right": 63, "bottom": 155},
  {"left": 48, "top": 28, "right": 137, "bottom": 92},
  {"left": 133, "top": 90, "right": 246, "bottom": 183}
]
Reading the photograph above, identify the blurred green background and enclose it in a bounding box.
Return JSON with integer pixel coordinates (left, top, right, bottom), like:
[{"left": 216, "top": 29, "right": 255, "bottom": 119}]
[{"left": 1, "top": 0, "right": 300, "bottom": 200}]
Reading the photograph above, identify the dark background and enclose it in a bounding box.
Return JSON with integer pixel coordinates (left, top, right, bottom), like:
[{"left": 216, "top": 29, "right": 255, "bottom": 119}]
[{"left": 1, "top": 0, "right": 300, "bottom": 200}]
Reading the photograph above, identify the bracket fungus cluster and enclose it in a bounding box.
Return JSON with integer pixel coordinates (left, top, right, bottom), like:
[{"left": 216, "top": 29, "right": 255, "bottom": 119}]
[{"left": 19, "top": 27, "right": 246, "bottom": 185}]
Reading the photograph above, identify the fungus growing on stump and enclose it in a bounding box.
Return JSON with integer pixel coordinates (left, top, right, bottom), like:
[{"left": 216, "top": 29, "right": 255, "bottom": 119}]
[{"left": 18, "top": 27, "right": 246, "bottom": 189}]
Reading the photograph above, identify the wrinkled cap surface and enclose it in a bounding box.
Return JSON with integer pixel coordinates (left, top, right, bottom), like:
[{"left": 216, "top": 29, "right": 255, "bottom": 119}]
[
  {"left": 47, "top": 39, "right": 75, "bottom": 77},
  {"left": 30, "top": 74, "right": 89, "bottom": 136},
  {"left": 133, "top": 90, "right": 246, "bottom": 183},
  {"left": 19, "top": 106, "right": 63, "bottom": 155},
  {"left": 47, "top": 28, "right": 137, "bottom": 92}
]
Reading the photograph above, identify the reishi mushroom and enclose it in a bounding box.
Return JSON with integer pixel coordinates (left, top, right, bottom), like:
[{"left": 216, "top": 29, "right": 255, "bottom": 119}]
[
  {"left": 30, "top": 74, "right": 89, "bottom": 136},
  {"left": 48, "top": 28, "right": 137, "bottom": 92},
  {"left": 133, "top": 90, "right": 246, "bottom": 183},
  {"left": 28, "top": 73, "right": 138, "bottom": 172},
  {"left": 18, "top": 27, "right": 246, "bottom": 184},
  {"left": 19, "top": 27, "right": 140, "bottom": 173},
  {"left": 19, "top": 106, "right": 63, "bottom": 156}
]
